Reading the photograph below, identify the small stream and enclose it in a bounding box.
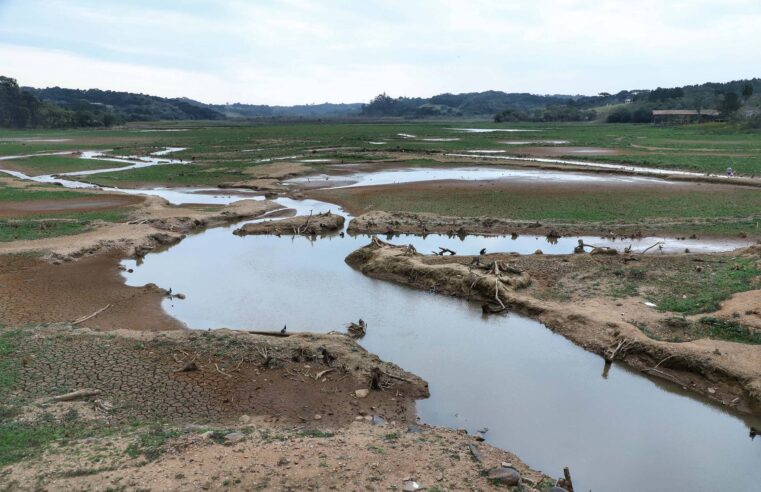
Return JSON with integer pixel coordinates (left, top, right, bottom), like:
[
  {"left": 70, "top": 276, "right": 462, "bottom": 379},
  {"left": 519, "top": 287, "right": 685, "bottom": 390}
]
[
  {"left": 122, "top": 220, "right": 761, "bottom": 492},
  {"left": 3, "top": 149, "right": 761, "bottom": 490}
]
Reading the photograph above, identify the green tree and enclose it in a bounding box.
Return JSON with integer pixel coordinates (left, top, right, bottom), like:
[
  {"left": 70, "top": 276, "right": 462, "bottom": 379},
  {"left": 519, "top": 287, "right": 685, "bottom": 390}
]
[
  {"left": 742, "top": 83, "right": 754, "bottom": 100},
  {"left": 719, "top": 92, "right": 741, "bottom": 115}
]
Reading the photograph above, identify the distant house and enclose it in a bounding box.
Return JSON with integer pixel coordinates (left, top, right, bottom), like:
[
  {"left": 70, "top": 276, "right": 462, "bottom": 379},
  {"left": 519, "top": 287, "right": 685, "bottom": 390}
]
[
  {"left": 624, "top": 98, "right": 633, "bottom": 104},
  {"left": 652, "top": 109, "right": 720, "bottom": 124}
]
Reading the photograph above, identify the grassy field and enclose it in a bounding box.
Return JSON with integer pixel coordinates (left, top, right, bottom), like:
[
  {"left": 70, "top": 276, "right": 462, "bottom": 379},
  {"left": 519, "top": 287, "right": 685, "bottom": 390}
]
[
  {"left": 317, "top": 183, "right": 761, "bottom": 237},
  {"left": 0, "top": 210, "right": 129, "bottom": 242},
  {"left": 1, "top": 120, "right": 760, "bottom": 240}
]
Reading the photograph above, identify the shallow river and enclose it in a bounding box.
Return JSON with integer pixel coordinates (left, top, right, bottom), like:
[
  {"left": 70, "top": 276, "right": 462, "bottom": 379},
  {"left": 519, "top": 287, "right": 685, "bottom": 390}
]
[
  {"left": 3, "top": 150, "right": 761, "bottom": 490},
  {"left": 122, "top": 215, "right": 761, "bottom": 492}
]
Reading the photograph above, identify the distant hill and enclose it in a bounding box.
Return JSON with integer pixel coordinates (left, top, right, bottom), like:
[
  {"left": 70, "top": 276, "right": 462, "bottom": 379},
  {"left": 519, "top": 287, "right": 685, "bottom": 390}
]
[
  {"left": 3, "top": 74, "right": 761, "bottom": 129},
  {"left": 201, "top": 101, "right": 364, "bottom": 118},
  {"left": 361, "top": 90, "right": 577, "bottom": 117},
  {"left": 24, "top": 87, "right": 224, "bottom": 121}
]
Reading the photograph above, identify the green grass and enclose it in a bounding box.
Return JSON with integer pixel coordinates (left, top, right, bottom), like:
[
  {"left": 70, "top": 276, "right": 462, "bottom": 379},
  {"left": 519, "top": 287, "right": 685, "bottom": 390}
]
[
  {"left": 125, "top": 426, "right": 182, "bottom": 461},
  {"left": 699, "top": 317, "right": 761, "bottom": 344},
  {"left": 321, "top": 185, "right": 761, "bottom": 229},
  {"left": 653, "top": 259, "right": 761, "bottom": 314},
  {"left": 0, "top": 184, "right": 98, "bottom": 202},
  {"left": 0, "top": 210, "right": 129, "bottom": 242},
  {"left": 0, "top": 329, "right": 24, "bottom": 398}
]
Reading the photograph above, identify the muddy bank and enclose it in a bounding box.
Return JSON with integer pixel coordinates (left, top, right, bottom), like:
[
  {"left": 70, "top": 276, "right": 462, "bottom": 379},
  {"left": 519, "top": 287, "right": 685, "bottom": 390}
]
[
  {"left": 0, "top": 252, "right": 182, "bottom": 331},
  {"left": 349, "top": 209, "right": 614, "bottom": 237},
  {"left": 347, "top": 240, "right": 761, "bottom": 414},
  {"left": 234, "top": 211, "right": 345, "bottom": 236},
  {"left": 347, "top": 209, "right": 755, "bottom": 240},
  {"left": 0, "top": 325, "right": 553, "bottom": 491},
  {"left": 0, "top": 193, "right": 143, "bottom": 217},
  {"left": 0, "top": 196, "right": 282, "bottom": 259}
]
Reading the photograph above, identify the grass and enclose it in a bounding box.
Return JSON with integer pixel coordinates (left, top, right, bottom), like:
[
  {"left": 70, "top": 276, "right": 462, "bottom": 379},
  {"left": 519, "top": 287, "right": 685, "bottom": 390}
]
[
  {"left": 125, "top": 426, "right": 182, "bottom": 461},
  {"left": 0, "top": 184, "right": 98, "bottom": 202},
  {"left": 0, "top": 210, "right": 129, "bottom": 242},
  {"left": 318, "top": 184, "right": 761, "bottom": 230},
  {"left": 699, "top": 317, "right": 761, "bottom": 344},
  {"left": 653, "top": 258, "right": 761, "bottom": 314},
  {"left": 0, "top": 329, "right": 24, "bottom": 398}
]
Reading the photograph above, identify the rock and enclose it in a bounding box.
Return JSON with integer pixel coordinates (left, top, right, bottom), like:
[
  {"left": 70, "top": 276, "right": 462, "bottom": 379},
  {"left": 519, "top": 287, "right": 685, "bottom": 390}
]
[
  {"left": 467, "top": 444, "right": 483, "bottom": 463},
  {"left": 314, "top": 414, "right": 322, "bottom": 420},
  {"left": 200, "top": 431, "right": 215, "bottom": 440},
  {"left": 487, "top": 466, "right": 521, "bottom": 486},
  {"left": 223, "top": 432, "right": 245, "bottom": 443},
  {"left": 406, "top": 424, "right": 423, "bottom": 434},
  {"left": 277, "top": 457, "right": 290, "bottom": 466},
  {"left": 533, "top": 249, "right": 543, "bottom": 255},
  {"left": 370, "top": 415, "right": 386, "bottom": 426},
  {"left": 403, "top": 480, "right": 421, "bottom": 491},
  {"left": 354, "top": 388, "right": 370, "bottom": 398},
  {"left": 239, "top": 414, "right": 251, "bottom": 424}
]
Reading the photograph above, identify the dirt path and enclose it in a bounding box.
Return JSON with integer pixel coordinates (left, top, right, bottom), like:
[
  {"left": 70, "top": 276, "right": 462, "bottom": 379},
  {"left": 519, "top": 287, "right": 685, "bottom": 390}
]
[{"left": 0, "top": 194, "right": 143, "bottom": 217}]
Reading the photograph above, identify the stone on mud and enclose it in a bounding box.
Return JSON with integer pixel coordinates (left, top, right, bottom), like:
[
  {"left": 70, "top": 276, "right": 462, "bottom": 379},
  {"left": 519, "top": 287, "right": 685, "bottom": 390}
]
[{"left": 487, "top": 466, "right": 521, "bottom": 486}]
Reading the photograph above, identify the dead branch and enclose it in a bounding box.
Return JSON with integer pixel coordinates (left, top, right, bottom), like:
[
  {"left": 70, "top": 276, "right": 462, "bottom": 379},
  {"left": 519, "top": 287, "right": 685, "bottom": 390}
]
[
  {"left": 51, "top": 389, "right": 101, "bottom": 402},
  {"left": 72, "top": 304, "right": 111, "bottom": 325},
  {"left": 214, "top": 363, "right": 232, "bottom": 378},
  {"left": 640, "top": 241, "right": 665, "bottom": 254},
  {"left": 314, "top": 368, "right": 335, "bottom": 380}
]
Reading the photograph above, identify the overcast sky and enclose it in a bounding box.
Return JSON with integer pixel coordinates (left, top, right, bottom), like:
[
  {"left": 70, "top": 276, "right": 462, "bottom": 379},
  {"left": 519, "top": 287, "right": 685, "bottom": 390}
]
[{"left": 0, "top": 0, "right": 759, "bottom": 105}]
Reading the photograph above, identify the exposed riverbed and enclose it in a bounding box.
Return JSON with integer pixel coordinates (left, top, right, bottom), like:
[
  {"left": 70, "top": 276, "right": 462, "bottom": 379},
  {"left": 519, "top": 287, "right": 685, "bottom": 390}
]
[{"left": 3, "top": 149, "right": 761, "bottom": 490}]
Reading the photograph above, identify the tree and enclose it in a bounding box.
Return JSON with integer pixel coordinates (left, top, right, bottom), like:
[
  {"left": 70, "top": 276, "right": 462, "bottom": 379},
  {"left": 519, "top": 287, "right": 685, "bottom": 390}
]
[
  {"left": 742, "top": 83, "right": 754, "bottom": 100},
  {"left": 719, "top": 92, "right": 741, "bottom": 115},
  {"left": 607, "top": 107, "right": 632, "bottom": 123}
]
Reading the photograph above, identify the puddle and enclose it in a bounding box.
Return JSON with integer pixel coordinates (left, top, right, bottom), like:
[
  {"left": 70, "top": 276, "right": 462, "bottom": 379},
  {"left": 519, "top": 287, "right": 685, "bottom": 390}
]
[
  {"left": 121, "top": 221, "right": 761, "bottom": 492},
  {"left": 367, "top": 141, "right": 387, "bottom": 145},
  {"left": 501, "top": 140, "right": 570, "bottom": 145},
  {"left": 286, "top": 166, "right": 686, "bottom": 189},
  {"left": 447, "top": 153, "right": 732, "bottom": 179},
  {"left": 449, "top": 128, "right": 542, "bottom": 133}
]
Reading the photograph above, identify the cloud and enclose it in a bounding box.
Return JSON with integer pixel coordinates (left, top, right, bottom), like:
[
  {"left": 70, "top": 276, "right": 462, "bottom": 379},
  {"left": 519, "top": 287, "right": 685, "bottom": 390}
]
[{"left": 1, "top": 0, "right": 760, "bottom": 104}]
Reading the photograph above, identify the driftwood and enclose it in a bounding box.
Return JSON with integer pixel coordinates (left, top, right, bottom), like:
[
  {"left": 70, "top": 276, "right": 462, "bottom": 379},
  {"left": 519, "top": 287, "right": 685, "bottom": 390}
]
[
  {"left": 640, "top": 241, "right": 665, "bottom": 254},
  {"left": 246, "top": 330, "right": 293, "bottom": 337},
  {"left": 51, "top": 389, "right": 101, "bottom": 402},
  {"left": 72, "top": 304, "right": 111, "bottom": 325},
  {"left": 558, "top": 466, "right": 575, "bottom": 492}
]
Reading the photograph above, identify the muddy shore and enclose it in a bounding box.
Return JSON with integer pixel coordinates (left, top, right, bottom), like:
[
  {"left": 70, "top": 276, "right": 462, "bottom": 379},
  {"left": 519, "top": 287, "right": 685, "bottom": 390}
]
[
  {"left": 0, "top": 325, "right": 552, "bottom": 491},
  {"left": 347, "top": 239, "right": 761, "bottom": 414}
]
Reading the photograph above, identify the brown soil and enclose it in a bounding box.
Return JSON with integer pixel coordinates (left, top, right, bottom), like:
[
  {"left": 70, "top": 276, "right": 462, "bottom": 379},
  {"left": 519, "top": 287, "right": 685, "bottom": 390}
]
[
  {"left": 1, "top": 326, "right": 555, "bottom": 491},
  {"left": 234, "top": 212, "right": 345, "bottom": 236},
  {"left": 3, "top": 421, "right": 549, "bottom": 492},
  {"left": 7, "top": 325, "right": 428, "bottom": 426},
  {"left": 242, "top": 162, "right": 310, "bottom": 179},
  {"left": 347, "top": 240, "right": 761, "bottom": 414},
  {"left": 0, "top": 196, "right": 281, "bottom": 258},
  {"left": 0, "top": 252, "right": 181, "bottom": 331},
  {"left": 0, "top": 194, "right": 143, "bottom": 217}
]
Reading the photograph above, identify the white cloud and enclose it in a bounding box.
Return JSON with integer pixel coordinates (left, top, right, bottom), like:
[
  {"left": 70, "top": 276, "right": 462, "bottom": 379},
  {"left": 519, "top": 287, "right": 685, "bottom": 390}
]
[{"left": 1, "top": 0, "right": 760, "bottom": 103}]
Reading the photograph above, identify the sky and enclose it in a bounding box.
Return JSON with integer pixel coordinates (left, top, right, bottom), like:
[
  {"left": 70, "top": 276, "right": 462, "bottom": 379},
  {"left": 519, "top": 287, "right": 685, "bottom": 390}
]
[{"left": 0, "top": 0, "right": 759, "bottom": 105}]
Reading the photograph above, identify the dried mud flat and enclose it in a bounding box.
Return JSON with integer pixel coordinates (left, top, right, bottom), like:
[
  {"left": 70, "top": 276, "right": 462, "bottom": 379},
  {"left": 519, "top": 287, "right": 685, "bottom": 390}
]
[
  {"left": 347, "top": 240, "right": 761, "bottom": 414},
  {"left": 0, "top": 325, "right": 551, "bottom": 491}
]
